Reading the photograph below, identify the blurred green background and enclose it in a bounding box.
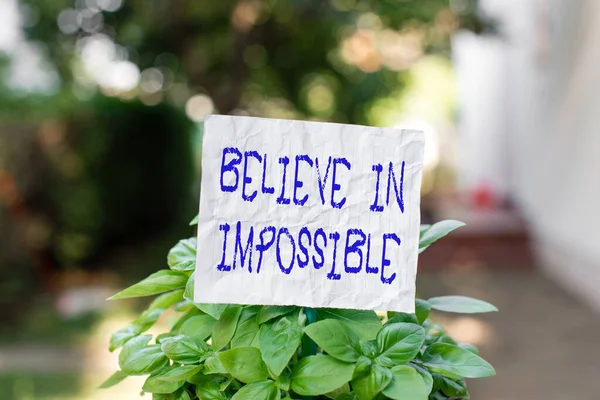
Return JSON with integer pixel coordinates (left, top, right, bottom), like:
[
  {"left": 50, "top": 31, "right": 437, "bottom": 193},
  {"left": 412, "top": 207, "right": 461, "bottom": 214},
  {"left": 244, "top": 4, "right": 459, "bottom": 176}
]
[
  {"left": 0, "top": 1, "right": 488, "bottom": 398},
  {"left": 11, "top": 1, "right": 600, "bottom": 400}
]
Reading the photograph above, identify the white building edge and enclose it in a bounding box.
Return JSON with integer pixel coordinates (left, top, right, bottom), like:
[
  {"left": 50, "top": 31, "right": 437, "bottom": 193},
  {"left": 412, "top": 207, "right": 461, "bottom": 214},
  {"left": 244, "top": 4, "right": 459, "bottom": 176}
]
[{"left": 454, "top": 0, "right": 600, "bottom": 311}]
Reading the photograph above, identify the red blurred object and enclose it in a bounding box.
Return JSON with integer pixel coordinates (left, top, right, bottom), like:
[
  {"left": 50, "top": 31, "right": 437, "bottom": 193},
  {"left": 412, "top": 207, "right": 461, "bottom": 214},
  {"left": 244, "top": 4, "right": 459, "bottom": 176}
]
[{"left": 471, "top": 182, "right": 496, "bottom": 210}]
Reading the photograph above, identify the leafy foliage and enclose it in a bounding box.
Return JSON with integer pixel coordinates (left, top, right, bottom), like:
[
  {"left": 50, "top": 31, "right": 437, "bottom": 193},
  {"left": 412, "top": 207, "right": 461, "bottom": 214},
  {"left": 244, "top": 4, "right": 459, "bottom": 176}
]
[{"left": 104, "top": 219, "right": 496, "bottom": 399}]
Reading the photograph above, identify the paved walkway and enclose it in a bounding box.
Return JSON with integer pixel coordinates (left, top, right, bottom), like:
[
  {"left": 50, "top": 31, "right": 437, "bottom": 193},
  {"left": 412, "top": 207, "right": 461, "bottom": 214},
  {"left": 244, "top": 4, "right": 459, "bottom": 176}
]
[{"left": 418, "top": 269, "right": 600, "bottom": 400}]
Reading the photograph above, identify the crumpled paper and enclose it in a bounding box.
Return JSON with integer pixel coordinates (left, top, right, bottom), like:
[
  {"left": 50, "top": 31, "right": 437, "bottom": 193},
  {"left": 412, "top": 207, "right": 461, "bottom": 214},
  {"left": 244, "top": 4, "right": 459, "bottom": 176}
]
[{"left": 195, "top": 115, "right": 424, "bottom": 312}]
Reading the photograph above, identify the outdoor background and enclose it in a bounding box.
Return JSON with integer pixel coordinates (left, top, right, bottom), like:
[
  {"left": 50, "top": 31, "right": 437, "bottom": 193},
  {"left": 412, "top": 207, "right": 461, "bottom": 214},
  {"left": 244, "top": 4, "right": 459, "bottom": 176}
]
[{"left": 1, "top": 0, "right": 599, "bottom": 399}]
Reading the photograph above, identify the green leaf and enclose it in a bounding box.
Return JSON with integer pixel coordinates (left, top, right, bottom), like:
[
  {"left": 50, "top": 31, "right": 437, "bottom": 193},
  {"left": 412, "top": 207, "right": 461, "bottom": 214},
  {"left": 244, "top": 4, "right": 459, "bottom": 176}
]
[
  {"left": 109, "top": 270, "right": 188, "bottom": 300},
  {"left": 410, "top": 363, "right": 434, "bottom": 394},
  {"left": 149, "top": 289, "right": 186, "bottom": 311},
  {"left": 439, "top": 376, "right": 469, "bottom": 398},
  {"left": 190, "top": 214, "right": 199, "bottom": 226},
  {"left": 304, "top": 319, "right": 361, "bottom": 362},
  {"left": 351, "top": 364, "right": 392, "bottom": 400},
  {"left": 122, "top": 345, "right": 169, "bottom": 375},
  {"left": 353, "top": 355, "right": 372, "bottom": 379},
  {"left": 415, "top": 299, "right": 431, "bottom": 324},
  {"left": 134, "top": 309, "right": 165, "bottom": 332},
  {"left": 220, "top": 376, "right": 235, "bottom": 391},
  {"left": 143, "top": 367, "right": 186, "bottom": 394},
  {"left": 118, "top": 334, "right": 152, "bottom": 369},
  {"left": 259, "top": 312, "right": 303, "bottom": 376},
  {"left": 156, "top": 333, "right": 176, "bottom": 344},
  {"left": 376, "top": 323, "right": 425, "bottom": 364},
  {"left": 212, "top": 305, "right": 243, "bottom": 350},
  {"left": 275, "top": 375, "right": 291, "bottom": 391},
  {"left": 183, "top": 274, "right": 195, "bottom": 303},
  {"left": 231, "top": 380, "right": 280, "bottom": 400},
  {"left": 459, "top": 343, "right": 480, "bottom": 354},
  {"left": 168, "top": 238, "right": 197, "bottom": 272},
  {"left": 257, "top": 306, "right": 295, "bottom": 324},
  {"left": 422, "top": 343, "right": 495, "bottom": 378},
  {"left": 290, "top": 355, "right": 354, "bottom": 396},
  {"left": 385, "top": 312, "right": 419, "bottom": 325},
  {"left": 110, "top": 325, "right": 140, "bottom": 352},
  {"left": 382, "top": 365, "right": 429, "bottom": 400},
  {"left": 374, "top": 356, "right": 393, "bottom": 368},
  {"left": 358, "top": 340, "right": 377, "bottom": 358},
  {"left": 325, "top": 382, "right": 350, "bottom": 399},
  {"left": 437, "top": 334, "right": 458, "bottom": 345},
  {"left": 171, "top": 308, "right": 203, "bottom": 331},
  {"left": 157, "top": 365, "right": 203, "bottom": 382},
  {"left": 177, "top": 389, "right": 193, "bottom": 400},
  {"left": 196, "top": 303, "right": 228, "bottom": 320},
  {"left": 161, "top": 335, "right": 209, "bottom": 364},
  {"left": 427, "top": 295, "right": 498, "bottom": 314},
  {"left": 219, "top": 347, "right": 269, "bottom": 383},
  {"left": 195, "top": 378, "right": 226, "bottom": 400},
  {"left": 203, "top": 353, "right": 227, "bottom": 375},
  {"left": 99, "top": 370, "right": 128, "bottom": 389},
  {"left": 153, "top": 393, "right": 188, "bottom": 400},
  {"left": 423, "top": 321, "right": 445, "bottom": 346},
  {"left": 316, "top": 309, "right": 381, "bottom": 340},
  {"left": 175, "top": 299, "right": 194, "bottom": 312},
  {"left": 419, "top": 224, "right": 431, "bottom": 237},
  {"left": 179, "top": 315, "right": 216, "bottom": 341},
  {"left": 419, "top": 220, "right": 465, "bottom": 248},
  {"left": 231, "top": 307, "right": 260, "bottom": 347},
  {"left": 336, "top": 394, "right": 358, "bottom": 400}
]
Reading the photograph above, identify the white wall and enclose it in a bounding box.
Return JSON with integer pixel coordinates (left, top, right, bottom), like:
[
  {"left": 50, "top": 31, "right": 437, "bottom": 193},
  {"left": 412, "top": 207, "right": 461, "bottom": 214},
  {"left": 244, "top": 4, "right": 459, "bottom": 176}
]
[{"left": 454, "top": 0, "right": 600, "bottom": 311}]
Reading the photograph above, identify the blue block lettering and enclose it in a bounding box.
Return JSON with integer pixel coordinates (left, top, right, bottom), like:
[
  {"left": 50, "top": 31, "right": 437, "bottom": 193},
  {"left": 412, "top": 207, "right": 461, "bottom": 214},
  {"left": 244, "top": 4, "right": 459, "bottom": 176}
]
[
  {"left": 312, "top": 228, "right": 327, "bottom": 269},
  {"left": 344, "top": 228, "right": 366, "bottom": 273},
  {"left": 261, "top": 153, "right": 275, "bottom": 194},
  {"left": 386, "top": 161, "right": 405, "bottom": 212},
  {"left": 369, "top": 163, "right": 384, "bottom": 212},
  {"left": 233, "top": 221, "right": 254, "bottom": 272},
  {"left": 220, "top": 147, "right": 242, "bottom": 193},
  {"left": 381, "top": 233, "right": 400, "bottom": 284},
  {"left": 276, "top": 227, "right": 295, "bottom": 274},
  {"left": 297, "top": 227, "right": 312, "bottom": 268},
  {"left": 365, "top": 233, "right": 378, "bottom": 274},
  {"left": 242, "top": 151, "right": 262, "bottom": 202},
  {"left": 327, "top": 231, "right": 341, "bottom": 280},
  {"left": 315, "top": 156, "right": 332, "bottom": 205},
  {"left": 217, "top": 223, "right": 231, "bottom": 271},
  {"left": 293, "top": 155, "right": 313, "bottom": 206},
  {"left": 331, "top": 157, "right": 351, "bottom": 209},
  {"left": 277, "top": 156, "right": 291, "bottom": 205},
  {"left": 256, "top": 226, "right": 276, "bottom": 273}
]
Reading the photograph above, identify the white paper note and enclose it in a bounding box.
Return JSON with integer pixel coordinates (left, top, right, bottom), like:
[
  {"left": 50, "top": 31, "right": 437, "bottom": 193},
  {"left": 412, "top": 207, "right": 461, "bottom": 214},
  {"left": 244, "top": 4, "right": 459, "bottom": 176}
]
[{"left": 195, "top": 115, "right": 424, "bottom": 312}]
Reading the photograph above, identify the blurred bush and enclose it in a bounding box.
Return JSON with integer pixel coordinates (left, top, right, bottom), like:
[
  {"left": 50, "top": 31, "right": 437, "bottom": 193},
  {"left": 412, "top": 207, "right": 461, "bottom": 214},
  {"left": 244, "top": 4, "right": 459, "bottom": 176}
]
[{"left": 51, "top": 96, "right": 195, "bottom": 263}]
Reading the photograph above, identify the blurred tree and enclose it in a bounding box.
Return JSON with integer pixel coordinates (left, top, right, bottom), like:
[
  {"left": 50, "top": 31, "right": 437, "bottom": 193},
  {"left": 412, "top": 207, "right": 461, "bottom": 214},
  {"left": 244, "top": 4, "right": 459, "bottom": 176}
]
[{"left": 19, "top": 0, "right": 490, "bottom": 123}]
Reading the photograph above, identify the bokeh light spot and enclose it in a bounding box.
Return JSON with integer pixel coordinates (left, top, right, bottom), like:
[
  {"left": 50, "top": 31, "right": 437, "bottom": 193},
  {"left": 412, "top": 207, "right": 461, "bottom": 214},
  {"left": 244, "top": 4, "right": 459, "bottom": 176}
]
[
  {"left": 186, "top": 94, "right": 214, "bottom": 122},
  {"left": 98, "top": 0, "right": 124, "bottom": 12},
  {"left": 57, "top": 9, "right": 81, "bottom": 34},
  {"left": 140, "top": 67, "right": 164, "bottom": 93}
]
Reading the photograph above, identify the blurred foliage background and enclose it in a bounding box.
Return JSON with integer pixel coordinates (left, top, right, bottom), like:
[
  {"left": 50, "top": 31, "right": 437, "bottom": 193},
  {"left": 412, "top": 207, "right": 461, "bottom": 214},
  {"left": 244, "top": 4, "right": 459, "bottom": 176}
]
[
  {"left": 0, "top": 0, "right": 489, "bottom": 295},
  {"left": 0, "top": 1, "right": 490, "bottom": 398}
]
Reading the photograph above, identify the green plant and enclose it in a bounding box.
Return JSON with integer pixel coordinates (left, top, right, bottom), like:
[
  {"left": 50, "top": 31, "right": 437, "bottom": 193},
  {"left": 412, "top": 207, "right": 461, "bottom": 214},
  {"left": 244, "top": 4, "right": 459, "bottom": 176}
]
[{"left": 103, "top": 219, "right": 497, "bottom": 400}]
